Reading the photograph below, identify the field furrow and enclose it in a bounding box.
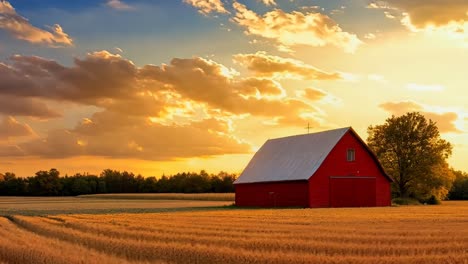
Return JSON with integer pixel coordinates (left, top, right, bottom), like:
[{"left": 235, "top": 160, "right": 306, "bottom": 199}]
[
  {"left": 1, "top": 201, "right": 467, "bottom": 264},
  {"left": 0, "top": 217, "right": 147, "bottom": 264},
  {"left": 44, "top": 215, "right": 468, "bottom": 253},
  {"left": 9, "top": 214, "right": 468, "bottom": 264}
]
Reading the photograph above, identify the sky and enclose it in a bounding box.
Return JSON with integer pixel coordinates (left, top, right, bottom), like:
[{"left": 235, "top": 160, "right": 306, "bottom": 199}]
[{"left": 0, "top": 0, "right": 467, "bottom": 177}]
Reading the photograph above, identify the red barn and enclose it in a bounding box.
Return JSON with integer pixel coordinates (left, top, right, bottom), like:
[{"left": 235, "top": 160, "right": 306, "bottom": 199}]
[{"left": 234, "top": 127, "right": 393, "bottom": 208}]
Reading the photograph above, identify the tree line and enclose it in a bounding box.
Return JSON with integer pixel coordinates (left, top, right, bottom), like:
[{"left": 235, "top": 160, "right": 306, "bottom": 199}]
[{"left": 0, "top": 169, "right": 236, "bottom": 196}]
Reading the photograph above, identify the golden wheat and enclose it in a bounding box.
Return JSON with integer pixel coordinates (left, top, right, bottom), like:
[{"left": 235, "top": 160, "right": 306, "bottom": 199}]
[
  {"left": 0, "top": 201, "right": 467, "bottom": 263},
  {"left": 0, "top": 217, "right": 148, "bottom": 264}
]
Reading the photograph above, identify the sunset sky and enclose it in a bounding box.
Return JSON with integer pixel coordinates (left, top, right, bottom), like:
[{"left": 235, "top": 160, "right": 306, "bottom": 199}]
[{"left": 0, "top": 0, "right": 467, "bottom": 177}]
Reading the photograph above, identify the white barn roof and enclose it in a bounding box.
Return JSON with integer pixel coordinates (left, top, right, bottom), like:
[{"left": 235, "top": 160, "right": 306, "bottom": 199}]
[{"left": 234, "top": 127, "right": 350, "bottom": 184}]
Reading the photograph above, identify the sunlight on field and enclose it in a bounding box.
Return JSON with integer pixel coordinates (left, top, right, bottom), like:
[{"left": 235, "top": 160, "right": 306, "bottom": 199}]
[{"left": 0, "top": 201, "right": 467, "bottom": 263}]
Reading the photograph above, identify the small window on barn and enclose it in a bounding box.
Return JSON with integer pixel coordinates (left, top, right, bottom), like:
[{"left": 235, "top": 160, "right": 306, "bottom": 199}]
[{"left": 347, "top": 148, "right": 355, "bottom": 162}]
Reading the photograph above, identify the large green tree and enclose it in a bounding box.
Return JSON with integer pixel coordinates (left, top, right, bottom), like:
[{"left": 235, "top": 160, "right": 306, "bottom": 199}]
[{"left": 367, "top": 112, "right": 453, "bottom": 200}]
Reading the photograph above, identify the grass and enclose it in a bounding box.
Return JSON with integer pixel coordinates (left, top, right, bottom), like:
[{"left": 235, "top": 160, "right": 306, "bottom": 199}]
[
  {"left": 0, "top": 200, "right": 467, "bottom": 263},
  {"left": 77, "top": 193, "right": 235, "bottom": 201}
]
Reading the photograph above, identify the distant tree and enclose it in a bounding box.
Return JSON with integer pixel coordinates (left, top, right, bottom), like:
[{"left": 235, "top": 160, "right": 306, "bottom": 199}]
[
  {"left": 28, "top": 169, "right": 63, "bottom": 196},
  {"left": 101, "top": 169, "right": 123, "bottom": 193},
  {"left": 140, "top": 176, "right": 158, "bottom": 193},
  {"left": 71, "top": 177, "right": 93, "bottom": 195},
  {"left": 211, "top": 171, "right": 236, "bottom": 192},
  {"left": 0, "top": 168, "right": 238, "bottom": 196},
  {"left": 367, "top": 112, "right": 453, "bottom": 201},
  {"left": 449, "top": 170, "right": 468, "bottom": 200},
  {"left": 0, "top": 172, "right": 27, "bottom": 195}
]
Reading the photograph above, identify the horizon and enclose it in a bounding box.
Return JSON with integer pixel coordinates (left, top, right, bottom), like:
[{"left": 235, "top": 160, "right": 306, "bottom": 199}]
[{"left": 0, "top": 0, "right": 467, "bottom": 177}]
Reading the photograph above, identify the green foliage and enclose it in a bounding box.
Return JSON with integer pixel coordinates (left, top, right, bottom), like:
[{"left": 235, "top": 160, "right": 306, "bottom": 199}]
[
  {"left": 449, "top": 170, "right": 468, "bottom": 200},
  {"left": 0, "top": 169, "right": 237, "bottom": 196},
  {"left": 367, "top": 112, "right": 453, "bottom": 201},
  {"left": 392, "top": 197, "right": 421, "bottom": 206}
]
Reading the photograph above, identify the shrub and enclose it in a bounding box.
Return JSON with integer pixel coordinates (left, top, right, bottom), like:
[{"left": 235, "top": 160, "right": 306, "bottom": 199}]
[{"left": 423, "top": 195, "right": 441, "bottom": 205}]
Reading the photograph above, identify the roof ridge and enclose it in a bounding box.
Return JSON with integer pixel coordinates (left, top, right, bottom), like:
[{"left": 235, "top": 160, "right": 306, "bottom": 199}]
[{"left": 267, "top": 127, "right": 351, "bottom": 142}]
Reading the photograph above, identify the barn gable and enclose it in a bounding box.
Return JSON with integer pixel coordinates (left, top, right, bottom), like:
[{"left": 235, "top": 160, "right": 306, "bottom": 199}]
[{"left": 234, "top": 127, "right": 392, "bottom": 185}]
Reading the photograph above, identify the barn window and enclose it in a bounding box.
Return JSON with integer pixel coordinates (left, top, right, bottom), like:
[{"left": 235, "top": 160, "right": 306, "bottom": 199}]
[{"left": 347, "top": 148, "right": 355, "bottom": 162}]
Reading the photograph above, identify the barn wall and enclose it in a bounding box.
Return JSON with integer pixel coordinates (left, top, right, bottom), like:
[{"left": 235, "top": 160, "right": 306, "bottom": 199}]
[
  {"left": 309, "top": 131, "right": 391, "bottom": 207},
  {"left": 235, "top": 181, "right": 309, "bottom": 207}
]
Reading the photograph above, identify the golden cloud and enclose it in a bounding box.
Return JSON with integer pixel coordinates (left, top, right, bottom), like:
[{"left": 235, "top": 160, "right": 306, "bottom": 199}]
[
  {"left": 0, "top": 1, "right": 73, "bottom": 46},
  {"left": 13, "top": 112, "right": 250, "bottom": 159},
  {"left": 301, "top": 88, "right": 328, "bottom": 101},
  {"left": 232, "top": 2, "right": 362, "bottom": 53},
  {"left": 1, "top": 51, "right": 320, "bottom": 125},
  {"left": 0, "top": 50, "right": 328, "bottom": 159},
  {"left": 0, "top": 116, "right": 35, "bottom": 140},
  {"left": 184, "top": 0, "right": 229, "bottom": 15},
  {"left": 139, "top": 56, "right": 320, "bottom": 124},
  {"left": 368, "top": 0, "right": 468, "bottom": 34},
  {"left": 233, "top": 51, "right": 341, "bottom": 80},
  {"left": 380, "top": 101, "right": 463, "bottom": 133}
]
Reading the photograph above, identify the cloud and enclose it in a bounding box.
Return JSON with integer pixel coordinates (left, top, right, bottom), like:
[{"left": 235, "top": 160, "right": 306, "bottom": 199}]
[
  {"left": 406, "top": 83, "right": 444, "bottom": 92},
  {"left": 106, "top": 0, "right": 135, "bottom": 11},
  {"left": 184, "top": 0, "right": 229, "bottom": 15},
  {"left": 1, "top": 51, "right": 320, "bottom": 125},
  {"left": 300, "top": 88, "right": 328, "bottom": 101},
  {"left": 0, "top": 116, "right": 35, "bottom": 140},
  {"left": 0, "top": 51, "right": 137, "bottom": 105},
  {"left": 0, "top": 1, "right": 73, "bottom": 46},
  {"left": 140, "top": 56, "right": 322, "bottom": 124},
  {"left": 364, "top": 33, "right": 377, "bottom": 39},
  {"left": 368, "top": 0, "right": 468, "bottom": 35},
  {"left": 259, "top": 0, "right": 276, "bottom": 6},
  {"left": 0, "top": 95, "right": 61, "bottom": 118},
  {"left": 0, "top": 50, "right": 329, "bottom": 159},
  {"left": 379, "top": 100, "right": 463, "bottom": 133},
  {"left": 236, "top": 78, "right": 285, "bottom": 97},
  {"left": 232, "top": 2, "right": 362, "bottom": 53},
  {"left": 233, "top": 51, "right": 342, "bottom": 80},
  {"left": 9, "top": 112, "right": 250, "bottom": 159}
]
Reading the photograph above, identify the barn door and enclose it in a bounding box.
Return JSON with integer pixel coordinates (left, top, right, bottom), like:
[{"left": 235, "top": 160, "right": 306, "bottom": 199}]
[{"left": 330, "top": 177, "right": 376, "bottom": 207}]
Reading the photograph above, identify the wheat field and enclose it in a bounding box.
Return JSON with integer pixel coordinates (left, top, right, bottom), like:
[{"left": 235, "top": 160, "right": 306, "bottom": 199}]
[{"left": 0, "top": 201, "right": 467, "bottom": 264}]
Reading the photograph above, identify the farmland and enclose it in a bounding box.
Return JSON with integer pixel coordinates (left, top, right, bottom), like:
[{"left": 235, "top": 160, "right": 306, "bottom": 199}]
[
  {"left": 0, "top": 196, "right": 232, "bottom": 215},
  {"left": 0, "top": 198, "right": 467, "bottom": 264}
]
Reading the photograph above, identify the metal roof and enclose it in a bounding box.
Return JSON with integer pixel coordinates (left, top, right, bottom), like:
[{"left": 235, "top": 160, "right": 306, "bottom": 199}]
[{"left": 234, "top": 127, "right": 350, "bottom": 184}]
